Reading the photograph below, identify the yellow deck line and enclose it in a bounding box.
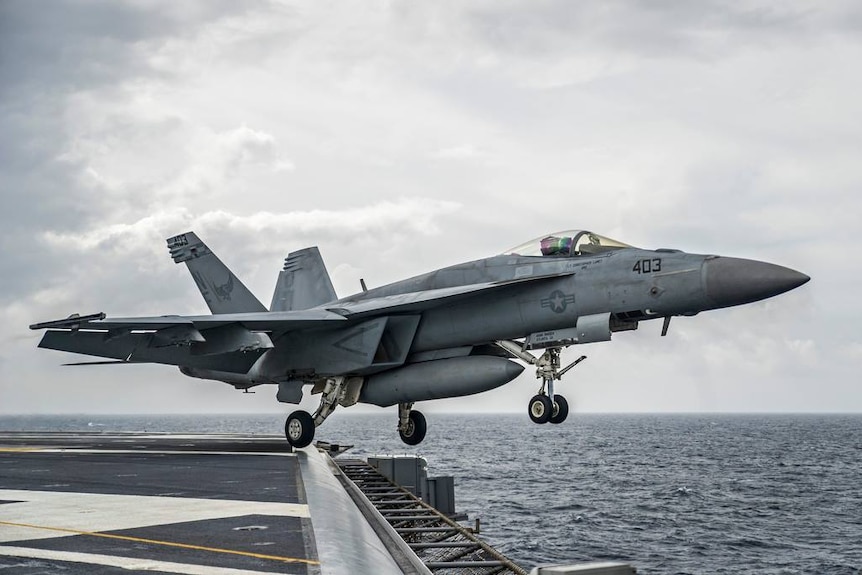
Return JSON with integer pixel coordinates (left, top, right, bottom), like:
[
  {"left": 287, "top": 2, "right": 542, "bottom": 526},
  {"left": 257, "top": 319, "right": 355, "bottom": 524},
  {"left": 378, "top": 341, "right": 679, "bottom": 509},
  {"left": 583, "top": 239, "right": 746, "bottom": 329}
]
[{"left": 0, "top": 520, "right": 319, "bottom": 566}]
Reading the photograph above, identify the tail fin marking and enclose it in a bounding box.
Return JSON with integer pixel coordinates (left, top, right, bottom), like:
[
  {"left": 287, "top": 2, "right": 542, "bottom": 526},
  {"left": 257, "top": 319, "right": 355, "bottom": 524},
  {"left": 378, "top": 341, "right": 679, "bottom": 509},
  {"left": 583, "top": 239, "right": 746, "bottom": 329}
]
[{"left": 167, "top": 232, "right": 267, "bottom": 314}]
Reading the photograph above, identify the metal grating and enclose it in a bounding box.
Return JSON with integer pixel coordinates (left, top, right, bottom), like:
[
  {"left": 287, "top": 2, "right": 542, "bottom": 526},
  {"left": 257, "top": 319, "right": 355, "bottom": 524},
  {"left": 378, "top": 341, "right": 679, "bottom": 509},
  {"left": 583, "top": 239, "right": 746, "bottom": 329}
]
[{"left": 336, "top": 458, "right": 527, "bottom": 575}]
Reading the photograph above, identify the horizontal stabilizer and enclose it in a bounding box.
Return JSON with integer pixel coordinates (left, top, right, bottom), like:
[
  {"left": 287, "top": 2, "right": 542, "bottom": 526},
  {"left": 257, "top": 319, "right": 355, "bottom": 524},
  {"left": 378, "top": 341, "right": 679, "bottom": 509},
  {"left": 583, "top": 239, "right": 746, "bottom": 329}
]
[
  {"left": 39, "top": 330, "right": 264, "bottom": 373},
  {"left": 271, "top": 247, "right": 337, "bottom": 311},
  {"left": 167, "top": 232, "right": 267, "bottom": 314},
  {"left": 39, "top": 330, "right": 141, "bottom": 361}
]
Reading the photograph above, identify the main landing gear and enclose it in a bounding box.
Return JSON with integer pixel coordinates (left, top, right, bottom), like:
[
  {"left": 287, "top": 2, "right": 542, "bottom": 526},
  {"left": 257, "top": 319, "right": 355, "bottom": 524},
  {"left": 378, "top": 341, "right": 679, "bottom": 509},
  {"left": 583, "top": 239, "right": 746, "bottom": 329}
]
[
  {"left": 283, "top": 377, "right": 429, "bottom": 449},
  {"left": 495, "top": 342, "right": 586, "bottom": 425},
  {"left": 398, "top": 402, "right": 427, "bottom": 445},
  {"left": 285, "top": 410, "right": 315, "bottom": 448},
  {"left": 284, "top": 376, "right": 349, "bottom": 449}
]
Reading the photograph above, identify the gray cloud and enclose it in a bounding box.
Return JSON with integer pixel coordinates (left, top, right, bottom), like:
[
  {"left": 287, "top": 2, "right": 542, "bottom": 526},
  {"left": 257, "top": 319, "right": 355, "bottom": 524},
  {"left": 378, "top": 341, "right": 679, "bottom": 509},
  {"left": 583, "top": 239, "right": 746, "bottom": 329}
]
[
  {"left": 462, "top": 2, "right": 838, "bottom": 61},
  {"left": 0, "top": 1, "right": 249, "bottom": 96}
]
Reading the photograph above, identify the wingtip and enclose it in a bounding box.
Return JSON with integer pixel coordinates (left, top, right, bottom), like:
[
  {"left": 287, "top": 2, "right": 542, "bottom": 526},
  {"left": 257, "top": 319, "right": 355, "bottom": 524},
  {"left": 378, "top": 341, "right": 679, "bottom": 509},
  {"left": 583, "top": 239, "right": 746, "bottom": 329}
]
[{"left": 29, "top": 312, "right": 106, "bottom": 330}]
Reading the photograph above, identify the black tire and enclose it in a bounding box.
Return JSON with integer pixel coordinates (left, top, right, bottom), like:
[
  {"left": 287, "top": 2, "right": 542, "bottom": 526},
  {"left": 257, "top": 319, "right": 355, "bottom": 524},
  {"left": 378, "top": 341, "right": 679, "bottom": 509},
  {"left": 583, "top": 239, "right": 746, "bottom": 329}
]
[
  {"left": 528, "top": 394, "right": 553, "bottom": 424},
  {"left": 285, "top": 410, "right": 315, "bottom": 448},
  {"left": 399, "top": 410, "right": 427, "bottom": 446},
  {"left": 549, "top": 394, "right": 569, "bottom": 424}
]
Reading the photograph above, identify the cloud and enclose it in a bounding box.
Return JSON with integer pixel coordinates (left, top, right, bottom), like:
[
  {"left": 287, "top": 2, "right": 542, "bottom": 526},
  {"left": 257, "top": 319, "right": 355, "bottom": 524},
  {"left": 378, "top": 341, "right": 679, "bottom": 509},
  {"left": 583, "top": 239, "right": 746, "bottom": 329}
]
[
  {"left": 0, "top": 1, "right": 248, "bottom": 97},
  {"left": 159, "top": 124, "right": 296, "bottom": 200},
  {"left": 16, "top": 197, "right": 459, "bottom": 318},
  {"left": 432, "top": 144, "right": 491, "bottom": 161},
  {"left": 838, "top": 342, "right": 862, "bottom": 361},
  {"left": 41, "top": 198, "right": 460, "bottom": 253}
]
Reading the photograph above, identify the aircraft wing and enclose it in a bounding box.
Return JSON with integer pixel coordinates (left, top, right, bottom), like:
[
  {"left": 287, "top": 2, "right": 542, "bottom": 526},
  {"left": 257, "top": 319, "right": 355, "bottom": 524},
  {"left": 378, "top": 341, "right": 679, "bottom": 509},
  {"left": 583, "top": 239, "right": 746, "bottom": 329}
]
[
  {"left": 30, "top": 270, "right": 573, "bottom": 371},
  {"left": 30, "top": 270, "right": 573, "bottom": 337},
  {"left": 30, "top": 309, "right": 347, "bottom": 333}
]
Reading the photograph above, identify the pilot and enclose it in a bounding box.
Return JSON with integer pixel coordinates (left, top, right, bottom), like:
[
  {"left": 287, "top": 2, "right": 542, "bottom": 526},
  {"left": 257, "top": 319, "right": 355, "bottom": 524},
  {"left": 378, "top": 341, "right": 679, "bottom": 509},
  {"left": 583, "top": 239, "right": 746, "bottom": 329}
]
[{"left": 540, "top": 236, "right": 573, "bottom": 256}]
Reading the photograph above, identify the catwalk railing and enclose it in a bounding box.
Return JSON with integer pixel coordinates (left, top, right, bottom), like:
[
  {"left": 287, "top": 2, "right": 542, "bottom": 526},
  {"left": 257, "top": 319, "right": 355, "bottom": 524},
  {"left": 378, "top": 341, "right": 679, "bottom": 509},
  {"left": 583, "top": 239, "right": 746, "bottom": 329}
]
[{"left": 334, "top": 457, "right": 527, "bottom": 575}]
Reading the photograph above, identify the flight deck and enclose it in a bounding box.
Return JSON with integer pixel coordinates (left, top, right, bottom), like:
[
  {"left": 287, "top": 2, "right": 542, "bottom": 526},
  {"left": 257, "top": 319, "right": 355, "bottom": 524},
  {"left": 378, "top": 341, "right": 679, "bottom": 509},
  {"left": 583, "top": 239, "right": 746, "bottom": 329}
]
[
  {"left": 0, "top": 432, "right": 403, "bottom": 574},
  {"left": 0, "top": 432, "right": 634, "bottom": 575}
]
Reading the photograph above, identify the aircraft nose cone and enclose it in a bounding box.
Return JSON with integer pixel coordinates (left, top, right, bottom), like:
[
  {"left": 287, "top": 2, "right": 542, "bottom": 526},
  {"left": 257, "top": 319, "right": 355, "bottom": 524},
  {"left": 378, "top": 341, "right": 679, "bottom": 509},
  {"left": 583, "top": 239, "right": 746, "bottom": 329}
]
[{"left": 704, "top": 257, "right": 810, "bottom": 308}]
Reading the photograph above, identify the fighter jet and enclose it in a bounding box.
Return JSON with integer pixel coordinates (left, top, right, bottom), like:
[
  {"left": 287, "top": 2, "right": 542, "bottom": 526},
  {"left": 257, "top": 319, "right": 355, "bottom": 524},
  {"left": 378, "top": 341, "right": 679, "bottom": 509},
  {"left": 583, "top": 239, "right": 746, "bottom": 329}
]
[{"left": 30, "top": 230, "right": 809, "bottom": 448}]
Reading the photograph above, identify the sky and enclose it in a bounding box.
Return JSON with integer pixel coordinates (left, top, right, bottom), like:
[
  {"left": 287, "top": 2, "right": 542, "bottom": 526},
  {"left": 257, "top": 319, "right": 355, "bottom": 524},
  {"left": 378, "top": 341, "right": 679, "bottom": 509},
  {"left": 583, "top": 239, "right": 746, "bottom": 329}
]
[{"left": 1, "top": 1, "right": 859, "bottom": 416}]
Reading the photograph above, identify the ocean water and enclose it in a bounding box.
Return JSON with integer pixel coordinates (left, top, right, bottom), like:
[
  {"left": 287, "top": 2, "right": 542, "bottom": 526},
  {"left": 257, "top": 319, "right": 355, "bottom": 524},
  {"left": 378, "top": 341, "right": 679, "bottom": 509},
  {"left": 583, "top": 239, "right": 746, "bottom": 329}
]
[{"left": 2, "top": 413, "right": 860, "bottom": 574}]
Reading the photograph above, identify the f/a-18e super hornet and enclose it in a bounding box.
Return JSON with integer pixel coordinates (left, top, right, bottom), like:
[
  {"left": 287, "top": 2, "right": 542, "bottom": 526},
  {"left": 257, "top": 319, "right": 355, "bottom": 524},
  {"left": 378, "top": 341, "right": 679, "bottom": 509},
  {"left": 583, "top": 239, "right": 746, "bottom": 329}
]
[{"left": 31, "top": 230, "right": 809, "bottom": 448}]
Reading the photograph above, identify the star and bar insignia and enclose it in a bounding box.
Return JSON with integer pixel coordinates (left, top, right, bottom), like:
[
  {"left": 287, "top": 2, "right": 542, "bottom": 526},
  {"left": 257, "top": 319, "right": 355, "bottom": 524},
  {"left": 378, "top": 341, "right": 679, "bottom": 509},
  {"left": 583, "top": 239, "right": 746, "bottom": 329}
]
[{"left": 541, "top": 290, "right": 575, "bottom": 313}]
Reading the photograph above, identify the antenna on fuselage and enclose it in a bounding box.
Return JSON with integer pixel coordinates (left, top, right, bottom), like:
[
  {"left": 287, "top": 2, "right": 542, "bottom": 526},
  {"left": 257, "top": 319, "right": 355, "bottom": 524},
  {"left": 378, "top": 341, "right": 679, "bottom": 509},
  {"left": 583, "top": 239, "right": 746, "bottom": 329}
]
[{"left": 661, "top": 316, "right": 672, "bottom": 336}]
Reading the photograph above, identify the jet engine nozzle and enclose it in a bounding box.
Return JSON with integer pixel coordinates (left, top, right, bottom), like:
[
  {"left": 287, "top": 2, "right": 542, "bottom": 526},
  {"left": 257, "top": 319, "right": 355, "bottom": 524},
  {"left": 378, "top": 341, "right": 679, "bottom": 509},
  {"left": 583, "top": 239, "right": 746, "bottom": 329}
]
[{"left": 703, "top": 257, "right": 810, "bottom": 309}]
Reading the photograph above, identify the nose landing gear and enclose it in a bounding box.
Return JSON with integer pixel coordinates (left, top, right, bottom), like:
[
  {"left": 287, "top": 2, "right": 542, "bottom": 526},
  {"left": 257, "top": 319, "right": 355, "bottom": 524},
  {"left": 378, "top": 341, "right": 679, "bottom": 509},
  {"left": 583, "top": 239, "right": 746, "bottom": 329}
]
[
  {"left": 533, "top": 347, "right": 583, "bottom": 425},
  {"left": 496, "top": 342, "right": 586, "bottom": 425}
]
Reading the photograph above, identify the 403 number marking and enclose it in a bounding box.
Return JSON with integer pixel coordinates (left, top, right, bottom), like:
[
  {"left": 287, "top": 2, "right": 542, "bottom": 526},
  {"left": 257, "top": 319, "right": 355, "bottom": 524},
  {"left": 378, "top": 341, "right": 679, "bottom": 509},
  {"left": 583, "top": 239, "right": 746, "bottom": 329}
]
[{"left": 632, "top": 258, "right": 662, "bottom": 274}]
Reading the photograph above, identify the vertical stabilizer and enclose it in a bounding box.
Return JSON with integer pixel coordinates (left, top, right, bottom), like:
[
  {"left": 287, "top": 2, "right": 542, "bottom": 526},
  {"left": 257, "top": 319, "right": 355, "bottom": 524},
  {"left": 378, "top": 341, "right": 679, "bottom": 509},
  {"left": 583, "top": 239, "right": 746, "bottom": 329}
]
[
  {"left": 167, "top": 232, "right": 267, "bottom": 314},
  {"left": 271, "top": 247, "right": 337, "bottom": 311}
]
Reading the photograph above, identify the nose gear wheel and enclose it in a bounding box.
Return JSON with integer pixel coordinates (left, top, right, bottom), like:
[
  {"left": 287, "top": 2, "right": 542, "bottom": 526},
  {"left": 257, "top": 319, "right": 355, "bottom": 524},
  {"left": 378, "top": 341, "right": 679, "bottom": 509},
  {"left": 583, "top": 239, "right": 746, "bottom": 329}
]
[
  {"left": 549, "top": 394, "right": 569, "bottom": 424},
  {"left": 529, "top": 394, "right": 552, "bottom": 424}
]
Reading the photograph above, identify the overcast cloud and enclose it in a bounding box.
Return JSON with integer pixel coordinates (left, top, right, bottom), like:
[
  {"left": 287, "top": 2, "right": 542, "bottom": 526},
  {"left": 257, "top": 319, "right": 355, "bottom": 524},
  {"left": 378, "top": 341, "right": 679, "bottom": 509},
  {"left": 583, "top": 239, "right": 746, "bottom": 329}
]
[{"left": 1, "top": 0, "right": 859, "bottom": 415}]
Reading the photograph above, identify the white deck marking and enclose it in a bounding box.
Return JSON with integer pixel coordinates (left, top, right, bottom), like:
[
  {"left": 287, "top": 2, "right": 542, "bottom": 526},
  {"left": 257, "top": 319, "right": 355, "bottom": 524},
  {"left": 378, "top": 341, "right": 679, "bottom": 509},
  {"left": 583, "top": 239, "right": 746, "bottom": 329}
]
[
  {"left": 1, "top": 434, "right": 283, "bottom": 441},
  {"left": 0, "top": 489, "right": 309, "bottom": 544},
  {"left": 21, "top": 449, "right": 296, "bottom": 456},
  {"left": 0, "top": 546, "right": 299, "bottom": 575}
]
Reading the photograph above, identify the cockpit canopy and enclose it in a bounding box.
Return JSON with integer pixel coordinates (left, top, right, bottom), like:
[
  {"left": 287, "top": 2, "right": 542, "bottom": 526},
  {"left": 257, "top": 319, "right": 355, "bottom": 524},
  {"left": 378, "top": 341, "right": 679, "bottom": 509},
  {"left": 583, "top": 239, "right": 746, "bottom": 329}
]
[{"left": 504, "top": 230, "right": 633, "bottom": 257}]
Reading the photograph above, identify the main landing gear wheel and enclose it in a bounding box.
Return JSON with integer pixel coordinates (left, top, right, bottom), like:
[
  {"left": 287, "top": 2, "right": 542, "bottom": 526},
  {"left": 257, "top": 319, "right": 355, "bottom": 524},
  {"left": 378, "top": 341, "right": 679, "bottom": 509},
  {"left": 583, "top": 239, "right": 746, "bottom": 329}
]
[
  {"left": 399, "top": 410, "right": 427, "bottom": 446},
  {"left": 528, "top": 394, "right": 553, "bottom": 424},
  {"left": 285, "top": 410, "right": 315, "bottom": 448},
  {"left": 549, "top": 394, "right": 569, "bottom": 424}
]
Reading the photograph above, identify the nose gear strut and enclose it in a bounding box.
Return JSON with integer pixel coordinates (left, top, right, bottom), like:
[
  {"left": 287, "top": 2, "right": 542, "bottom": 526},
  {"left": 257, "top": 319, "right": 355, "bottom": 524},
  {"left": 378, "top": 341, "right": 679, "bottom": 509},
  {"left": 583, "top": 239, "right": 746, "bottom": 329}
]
[{"left": 495, "top": 340, "right": 586, "bottom": 425}]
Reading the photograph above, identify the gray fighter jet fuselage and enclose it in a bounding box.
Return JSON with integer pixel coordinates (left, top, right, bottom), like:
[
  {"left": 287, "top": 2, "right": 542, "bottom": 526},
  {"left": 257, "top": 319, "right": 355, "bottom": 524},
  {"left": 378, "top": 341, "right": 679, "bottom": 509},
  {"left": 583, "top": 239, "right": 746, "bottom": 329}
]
[{"left": 31, "top": 230, "right": 809, "bottom": 447}]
